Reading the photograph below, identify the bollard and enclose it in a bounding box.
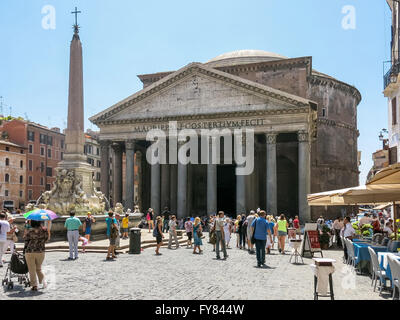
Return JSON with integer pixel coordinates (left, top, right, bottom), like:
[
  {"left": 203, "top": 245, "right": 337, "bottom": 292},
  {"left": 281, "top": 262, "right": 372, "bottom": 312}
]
[{"left": 129, "top": 228, "right": 141, "bottom": 254}]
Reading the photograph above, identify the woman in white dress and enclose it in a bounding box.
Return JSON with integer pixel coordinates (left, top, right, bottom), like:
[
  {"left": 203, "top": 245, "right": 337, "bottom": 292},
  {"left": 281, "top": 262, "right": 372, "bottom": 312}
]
[{"left": 224, "top": 218, "right": 231, "bottom": 248}]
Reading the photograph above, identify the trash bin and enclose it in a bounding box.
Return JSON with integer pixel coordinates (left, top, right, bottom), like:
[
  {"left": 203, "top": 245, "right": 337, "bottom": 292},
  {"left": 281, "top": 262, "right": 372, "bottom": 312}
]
[{"left": 129, "top": 228, "right": 141, "bottom": 254}]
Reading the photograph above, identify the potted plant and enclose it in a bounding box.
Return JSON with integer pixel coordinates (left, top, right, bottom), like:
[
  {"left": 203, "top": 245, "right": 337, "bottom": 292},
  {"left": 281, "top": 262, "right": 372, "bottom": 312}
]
[{"left": 319, "top": 224, "right": 331, "bottom": 250}]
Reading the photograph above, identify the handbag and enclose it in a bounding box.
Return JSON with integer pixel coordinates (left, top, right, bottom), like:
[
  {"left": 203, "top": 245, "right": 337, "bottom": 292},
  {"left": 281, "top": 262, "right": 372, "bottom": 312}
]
[
  {"left": 196, "top": 226, "right": 203, "bottom": 238},
  {"left": 210, "top": 230, "right": 217, "bottom": 244},
  {"left": 251, "top": 219, "right": 258, "bottom": 245}
]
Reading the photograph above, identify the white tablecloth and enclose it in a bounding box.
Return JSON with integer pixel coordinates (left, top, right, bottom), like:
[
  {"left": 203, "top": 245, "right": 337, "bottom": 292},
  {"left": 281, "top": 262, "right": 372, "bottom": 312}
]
[
  {"left": 378, "top": 252, "right": 400, "bottom": 269},
  {"left": 310, "top": 264, "right": 335, "bottom": 296}
]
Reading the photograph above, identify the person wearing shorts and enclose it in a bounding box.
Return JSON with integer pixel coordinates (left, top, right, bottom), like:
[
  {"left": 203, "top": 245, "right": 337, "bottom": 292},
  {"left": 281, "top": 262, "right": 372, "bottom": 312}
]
[
  {"left": 277, "top": 214, "right": 288, "bottom": 254},
  {"left": 83, "top": 212, "right": 96, "bottom": 243}
]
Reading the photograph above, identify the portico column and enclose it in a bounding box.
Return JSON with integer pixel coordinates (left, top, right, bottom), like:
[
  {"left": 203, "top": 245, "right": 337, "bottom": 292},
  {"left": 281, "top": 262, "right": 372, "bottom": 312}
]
[
  {"left": 236, "top": 135, "right": 246, "bottom": 214},
  {"left": 207, "top": 137, "right": 217, "bottom": 216},
  {"left": 266, "top": 133, "right": 277, "bottom": 215},
  {"left": 177, "top": 141, "right": 187, "bottom": 219},
  {"left": 150, "top": 148, "right": 161, "bottom": 216},
  {"left": 169, "top": 164, "right": 177, "bottom": 215},
  {"left": 112, "top": 143, "right": 123, "bottom": 205},
  {"left": 125, "top": 140, "right": 135, "bottom": 211},
  {"left": 100, "top": 140, "right": 110, "bottom": 201},
  {"left": 298, "top": 131, "right": 311, "bottom": 223}
]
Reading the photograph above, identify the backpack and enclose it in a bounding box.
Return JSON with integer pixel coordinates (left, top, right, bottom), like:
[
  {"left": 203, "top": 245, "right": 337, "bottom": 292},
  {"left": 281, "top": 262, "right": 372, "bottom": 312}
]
[
  {"left": 153, "top": 223, "right": 159, "bottom": 237},
  {"left": 110, "top": 222, "right": 118, "bottom": 239}
]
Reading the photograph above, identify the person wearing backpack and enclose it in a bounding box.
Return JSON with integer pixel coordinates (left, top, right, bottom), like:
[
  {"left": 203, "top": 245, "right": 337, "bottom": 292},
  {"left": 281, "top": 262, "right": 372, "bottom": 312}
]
[
  {"left": 106, "top": 211, "right": 118, "bottom": 261},
  {"left": 154, "top": 216, "right": 164, "bottom": 255}
]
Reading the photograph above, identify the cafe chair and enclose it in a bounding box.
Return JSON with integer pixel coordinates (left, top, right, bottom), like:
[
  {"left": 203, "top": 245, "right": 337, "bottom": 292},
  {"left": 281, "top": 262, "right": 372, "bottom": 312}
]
[
  {"left": 345, "top": 239, "right": 358, "bottom": 269},
  {"left": 368, "top": 247, "right": 389, "bottom": 296},
  {"left": 387, "top": 255, "right": 400, "bottom": 300}
]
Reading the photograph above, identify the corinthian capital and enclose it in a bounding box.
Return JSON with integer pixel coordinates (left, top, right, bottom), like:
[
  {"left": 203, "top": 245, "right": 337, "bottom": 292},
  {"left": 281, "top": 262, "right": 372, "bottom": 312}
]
[
  {"left": 125, "top": 140, "right": 135, "bottom": 150},
  {"left": 265, "top": 133, "right": 277, "bottom": 145},
  {"left": 298, "top": 131, "right": 309, "bottom": 142}
]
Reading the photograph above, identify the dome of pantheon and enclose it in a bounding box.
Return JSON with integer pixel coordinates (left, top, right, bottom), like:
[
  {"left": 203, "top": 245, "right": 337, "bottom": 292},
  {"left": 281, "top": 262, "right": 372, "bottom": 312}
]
[{"left": 204, "top": 49, "right": 288, "bottom": 68}]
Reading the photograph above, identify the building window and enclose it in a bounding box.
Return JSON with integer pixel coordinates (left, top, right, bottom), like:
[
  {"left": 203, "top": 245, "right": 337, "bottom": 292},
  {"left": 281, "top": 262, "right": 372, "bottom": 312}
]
[
  {"left": 61, "top": 140, "right": 64, "bottom": 149},
  {"left": 61, "top": 152, "right": 64, "bottom": 160},
  {"left": 20, "top": 149, "right": 24, "bottom": 154},
  {"left": 5, "top": 190, "right": 9, "bottom": 197},
  {"left": 5, "top": 158, "right": 9, "bottom": 166},
  {"left": 47, "top": 136, "right": 53, "bottom": 146},
  {"left": 19, "top": 176, "right": 23, "bottom": 184},
  {"left": 41, "top": 147, "right": 44, "bottom": 156},
  {"left": 322, "top": 108, "right": 326, "bottom": 118},
  {"left": 48, "top": 149, "right": 51, "bottom": 158},
  {"left": 5, "top": 174, "right": 10, "bottom": 183},
  {"left": 28, "top": 190, "right": 33, "bottom": 200},
  {"left": 28, "top": 176, "right": 33, "bottom": 185},
  {"left": 46, "top": 184, "right": 51, "bottom": 191},
  {"left": 40, "top": 134, "right": 46, "bottom": 144},
  {"left": 28, "top": 160, "right": 33, "bottom": 171},
  {"left": 5, "top": 147, "right": 9, "bottom": 152},
  {"left": 392, "top": 97, "right": 398, "bottom": 125},
  {"left": 29, "top": 145, "right": 33, "bottom": 154},
  {"left": 46, "top": 167, "right": 53, "bottom": 177},
  {"left": 96, "top": 147, "right": 100, "bottom": 156},
  {"left": 19, "top": 190, "right": 23, "bottom": 198},
  {"left": 96, "top": 172, "right": 101, "bottom": 181},
  {"left": 40, "top": 162, "right": 44, "bottom": 173},
  {"left": 97, "top": 160, "right": 101, "bottom": 168},
  {"left": 40, "top": 177, "right": 44, "bottom": 186},
  {"left": 20, "top": 160, "right": 23, "bottom": 168},
  {"left": 28, "top": 131, "right": 35, "bottom": 141}
]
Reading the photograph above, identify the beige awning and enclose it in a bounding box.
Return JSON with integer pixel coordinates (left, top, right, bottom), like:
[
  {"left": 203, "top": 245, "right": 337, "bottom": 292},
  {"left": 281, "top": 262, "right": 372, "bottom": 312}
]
[{"left": 372, "top": 203, "right": 392, "bottom": 210}]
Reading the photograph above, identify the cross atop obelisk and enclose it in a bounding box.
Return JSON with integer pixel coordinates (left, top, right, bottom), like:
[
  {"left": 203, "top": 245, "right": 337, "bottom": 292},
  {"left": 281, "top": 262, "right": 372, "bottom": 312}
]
[{"left": 71, "top": 7, "right": 81, "bottom": 35}]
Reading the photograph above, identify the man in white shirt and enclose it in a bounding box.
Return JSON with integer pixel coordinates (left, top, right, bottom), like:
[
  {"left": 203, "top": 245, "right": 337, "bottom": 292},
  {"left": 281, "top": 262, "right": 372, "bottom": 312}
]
[
  {"left": 0, "top": 212, "right": 11, "bottom": 267},
  {"left": 340, "top": 217, "right": 355, "bottom": 262}
]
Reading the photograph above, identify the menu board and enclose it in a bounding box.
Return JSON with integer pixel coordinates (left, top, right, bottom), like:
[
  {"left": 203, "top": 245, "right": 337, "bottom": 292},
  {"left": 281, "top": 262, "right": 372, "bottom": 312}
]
[{"left": 307, "top": 231, "right": 321, "bottom": 250}]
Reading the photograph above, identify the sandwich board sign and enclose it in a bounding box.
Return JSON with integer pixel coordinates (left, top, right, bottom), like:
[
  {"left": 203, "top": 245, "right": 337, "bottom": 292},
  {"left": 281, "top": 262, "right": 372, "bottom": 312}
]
[{"left": 301, "top": 223, "right": 323, "bottom": 258}]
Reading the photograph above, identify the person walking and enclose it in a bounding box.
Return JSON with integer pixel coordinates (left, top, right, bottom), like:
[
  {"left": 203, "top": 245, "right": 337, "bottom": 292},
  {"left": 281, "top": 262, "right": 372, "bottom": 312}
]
[
  {"left": 106, "top": 211, "right": 118, "bottom": 260},
  {"left": 238, "top": 215, "right": 247, "bottom": 250},
  {"left": 146, "top": 208, "right": 154, "bottom": 233},
  {"left": 193, "top": 217, "right": 203, "bottom": 254},
  {"left": 277, "top": 214, "right": 289, "bottom": 254},
  {"left": 272, "top": 218, "right": 278, "bottom": 250},
  {"left": 332, "top": 217, "right": 344, "bottom": 247},
  {"left": 184, "top": 217, "right": 193, "bottom": 248},
  {"left": 64, "top": 211, "right": 82, "bottom": 260},
  {"left": 209, "top": 216, "right": 216, "bottom": 252},
  {"left": 224, "top": 218, "right": 232, "bottom": 249},
  {"left": 266, "top": 215, "right": 274, "bottom": 254},
  {"left": 251, "top": 210, "right": 272, "bottom": 267},
  {"left": 83, "top": 212, "right": 96, "bottom": 243},
  {"left": 235, "top": 215, "right": 241, "bottom": 248},
  {"left": 0, "top": 213, "right": 10, "bottom": 267},
  {"left": 6, "top": 216, "right": 18, "bottom": 257},
  {"left": 246, "top": 211, "right": 257, "bottom": 254},
  {"left": 24, "top": 220, "right": 49, "bottom": 291},
  {"left": 162, "top": 207, "right": 171, "bottom": 232},
  {"left": 168, "top": 215, "right": 179, "bottom": 249},
  {"left": 214, "top": 211, "right": 228, "bottom": 260},
  {"left": 154, "top": 216, "right": 164, "bottom": 255}
]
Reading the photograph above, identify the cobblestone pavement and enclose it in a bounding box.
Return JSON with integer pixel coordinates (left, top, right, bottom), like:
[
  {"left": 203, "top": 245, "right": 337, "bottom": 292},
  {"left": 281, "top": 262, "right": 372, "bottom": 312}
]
[{"left": 0, "top": 236, "right": 389, "bottom": 300}]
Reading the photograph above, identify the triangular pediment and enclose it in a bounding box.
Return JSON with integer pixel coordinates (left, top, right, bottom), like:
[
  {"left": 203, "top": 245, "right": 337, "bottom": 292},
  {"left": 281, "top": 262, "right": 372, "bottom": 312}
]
[{"left": 90, "top": 63, "right": 311, "bottom": 124}]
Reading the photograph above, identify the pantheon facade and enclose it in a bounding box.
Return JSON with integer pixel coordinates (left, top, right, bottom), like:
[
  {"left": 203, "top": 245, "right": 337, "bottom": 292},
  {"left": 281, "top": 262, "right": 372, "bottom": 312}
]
[{"left": 90, "top": 50, "right": 361, "bottom": 222}]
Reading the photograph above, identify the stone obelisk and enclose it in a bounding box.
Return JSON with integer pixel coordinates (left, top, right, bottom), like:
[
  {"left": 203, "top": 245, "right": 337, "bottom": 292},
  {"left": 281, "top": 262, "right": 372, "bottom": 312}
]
[
  {"left": 38, "top": 9, "right": 106, "bottom": 216},
  {"left": 58, "top": 11, "right": 94, "bottom": 196}
]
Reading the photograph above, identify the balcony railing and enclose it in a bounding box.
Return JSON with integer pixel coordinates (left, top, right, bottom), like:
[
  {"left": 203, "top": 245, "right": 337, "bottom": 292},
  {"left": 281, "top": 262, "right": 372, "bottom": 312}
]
[{"left": 384, "top": 61, "right": 400, "bottom": 89}]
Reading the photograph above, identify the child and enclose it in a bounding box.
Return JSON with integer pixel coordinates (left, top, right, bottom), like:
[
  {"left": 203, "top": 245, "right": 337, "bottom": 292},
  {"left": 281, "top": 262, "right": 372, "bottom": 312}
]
[
  {"left": 79, "top": 236, "right": 88, "bottom": 253},
  {"left": 122, "top": 214, "right": 129, "bottom": 239}
]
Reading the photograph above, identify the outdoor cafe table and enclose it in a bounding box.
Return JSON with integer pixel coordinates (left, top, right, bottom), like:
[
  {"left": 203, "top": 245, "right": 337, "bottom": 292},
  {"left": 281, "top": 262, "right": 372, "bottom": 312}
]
[
  {"left": 353, "top": 242, "right": 388, "bottom": 274},
  {"left": 378, "top": 252, "right": 400, "bottom": 283}
]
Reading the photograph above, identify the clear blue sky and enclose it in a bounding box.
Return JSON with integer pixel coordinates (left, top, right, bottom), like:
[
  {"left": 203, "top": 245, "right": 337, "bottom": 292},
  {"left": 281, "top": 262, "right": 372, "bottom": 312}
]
[{"left": 0, "top": 0, "right": 392, "bottom": 184}]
